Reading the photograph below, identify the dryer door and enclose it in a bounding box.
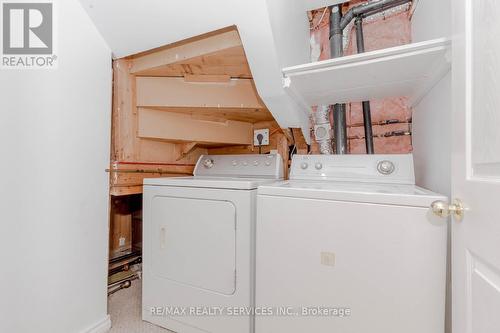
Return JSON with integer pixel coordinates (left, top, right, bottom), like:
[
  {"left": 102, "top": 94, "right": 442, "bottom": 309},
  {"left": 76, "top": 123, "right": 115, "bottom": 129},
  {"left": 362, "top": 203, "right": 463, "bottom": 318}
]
[{"left": 151, "top": 196, "right": 236, "bottom": 295}]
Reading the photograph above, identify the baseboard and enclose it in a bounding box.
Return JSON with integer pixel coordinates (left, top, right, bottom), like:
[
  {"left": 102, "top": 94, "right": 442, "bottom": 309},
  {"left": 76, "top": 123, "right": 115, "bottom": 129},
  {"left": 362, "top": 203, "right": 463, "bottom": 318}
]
[{"left": 81, "top": 315, "right": 111, "bottom": 333}]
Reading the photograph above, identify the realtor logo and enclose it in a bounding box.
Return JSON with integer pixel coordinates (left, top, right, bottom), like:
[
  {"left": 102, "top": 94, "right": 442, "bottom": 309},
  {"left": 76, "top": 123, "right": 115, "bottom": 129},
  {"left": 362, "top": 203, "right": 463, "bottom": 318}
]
[{"left": 1, "top": 1, "right": 57, "bottom": 68}]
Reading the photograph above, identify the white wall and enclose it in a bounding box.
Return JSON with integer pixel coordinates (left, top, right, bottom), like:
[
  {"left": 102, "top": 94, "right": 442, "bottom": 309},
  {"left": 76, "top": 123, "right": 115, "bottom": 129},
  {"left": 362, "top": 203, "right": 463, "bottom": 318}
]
[
  {"left": 411, "top": 0, "right": 452, "bottom": 196},
  {"left": 412, "top": 73, "right": 452, "bottom": 196},
  {"left": 411, "top": 0, "right": 451, "bottom": 43},
  {"left": 0, "top": 0, "right": 112, "bottom": 332}
]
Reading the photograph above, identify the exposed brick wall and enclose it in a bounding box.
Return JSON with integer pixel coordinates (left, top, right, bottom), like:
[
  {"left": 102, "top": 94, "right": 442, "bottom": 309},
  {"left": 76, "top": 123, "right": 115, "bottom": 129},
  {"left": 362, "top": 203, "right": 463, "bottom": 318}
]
[{"left": 309, "top": 2, "right": 413, "bottom": 154}]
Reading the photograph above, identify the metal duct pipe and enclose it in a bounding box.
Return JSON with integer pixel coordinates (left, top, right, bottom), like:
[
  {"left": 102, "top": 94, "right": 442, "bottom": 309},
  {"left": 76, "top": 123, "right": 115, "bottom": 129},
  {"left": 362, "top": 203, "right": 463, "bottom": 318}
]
[
  {"left": 355, "top": 17, "right": 375, "bottom": 154},
  {"left": 340, "top": 0, "right": 412, "bottom": 30},
  {"left": 329, "top": 5, "right": 348, "bottom": 154},
  {"left": 314, "top": 105, "right": 334, "bottom": 154}
]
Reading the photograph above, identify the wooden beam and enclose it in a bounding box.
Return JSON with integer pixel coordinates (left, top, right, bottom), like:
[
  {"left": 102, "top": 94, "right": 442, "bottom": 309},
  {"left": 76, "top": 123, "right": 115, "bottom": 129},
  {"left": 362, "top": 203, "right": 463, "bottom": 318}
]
[
  {"left": 133, "top": 46, "right": 252, "bottom": 78},
  {"left": 276, "top": 133, "right": 290, "bottom": 179},
  {"left": 184, "top": 74, "right": 231, "bottom": 83},
  {"left": 130, "top": 30, "right": 242, "bottom": 74},
  {"left": 138, "top": 108, "right": 253, "bottom": 145},
  {"left": 176, "top": 142, "right": 198, "bottom": 161},
  {"left": 136, "top": 77, "right": 263, "bottom": 109},
  {"left": 112, "top": 59, "right": 138, "bottom": 161},
  {"left": 109, "top": 162, "right": 195, "bottom": 196},
  {"left": 291, "top": 127, "right": 309, "bottom": 153},
  {"left": 144, "top": 106, "right": 273, "bottom": 124}
]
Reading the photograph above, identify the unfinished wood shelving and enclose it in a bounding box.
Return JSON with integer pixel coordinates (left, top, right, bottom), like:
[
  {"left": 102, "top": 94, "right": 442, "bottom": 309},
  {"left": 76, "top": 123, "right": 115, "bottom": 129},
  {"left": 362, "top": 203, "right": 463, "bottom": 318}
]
[
  {"left": 110, "top": 26, "right": 303, "bottom": 195},
  {"left": 282, "top": 38, "right": 451, "bottom": 109}
]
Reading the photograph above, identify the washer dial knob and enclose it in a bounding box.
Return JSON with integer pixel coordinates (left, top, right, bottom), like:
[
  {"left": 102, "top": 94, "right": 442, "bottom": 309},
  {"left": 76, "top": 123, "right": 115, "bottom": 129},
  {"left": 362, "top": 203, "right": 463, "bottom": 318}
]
[
  {"left": 301, "top": 162, "right": 309, "bottom": 170},
  {"left": 315, "top": 162, "right": 323, "bottom": 170},
  {"left": 377, "top": 160, "right": 395, "bottom": 175},
  {"left": 202, "top": 158, "right": 215, "bottom": 169}
]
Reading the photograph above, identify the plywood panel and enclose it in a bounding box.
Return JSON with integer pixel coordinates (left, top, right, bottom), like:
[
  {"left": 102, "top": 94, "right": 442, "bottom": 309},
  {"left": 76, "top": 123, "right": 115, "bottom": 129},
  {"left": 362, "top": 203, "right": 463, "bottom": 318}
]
[
  {"left": 136, "top": 77, "right": 263, "bottom": 109},
  {"left": 146, "top": 106, "right": 274, "bottom": 123},
  {"left": 136, "top": 46, "right": 252, "bottom": 78},
  {"left": 138, "top": 108, "right": 253, "bottom": 145},
  {"left": 130, "top": 29, "right": 244, "bottom": 74}
]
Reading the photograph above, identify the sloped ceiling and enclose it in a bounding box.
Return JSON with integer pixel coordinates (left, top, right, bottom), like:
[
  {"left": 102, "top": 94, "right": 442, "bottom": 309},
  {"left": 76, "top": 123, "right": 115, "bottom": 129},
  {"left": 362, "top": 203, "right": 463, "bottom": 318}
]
[{"left": 78, "top": 0, "right": 348, "bottom": 142}]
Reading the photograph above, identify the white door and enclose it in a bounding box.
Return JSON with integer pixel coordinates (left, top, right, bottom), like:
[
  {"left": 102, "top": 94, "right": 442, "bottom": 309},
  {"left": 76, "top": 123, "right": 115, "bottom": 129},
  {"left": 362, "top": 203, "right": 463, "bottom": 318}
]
[{"left": 452, "top": 1, "right": 500, "bottom": 333}]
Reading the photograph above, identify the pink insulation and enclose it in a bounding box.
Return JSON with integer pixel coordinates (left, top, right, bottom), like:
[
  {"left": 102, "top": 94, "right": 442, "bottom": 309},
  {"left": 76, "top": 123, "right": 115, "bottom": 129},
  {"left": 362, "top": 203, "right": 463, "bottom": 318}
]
[{"left": 309, "top": 2, "right": 413, "bottom": 154}]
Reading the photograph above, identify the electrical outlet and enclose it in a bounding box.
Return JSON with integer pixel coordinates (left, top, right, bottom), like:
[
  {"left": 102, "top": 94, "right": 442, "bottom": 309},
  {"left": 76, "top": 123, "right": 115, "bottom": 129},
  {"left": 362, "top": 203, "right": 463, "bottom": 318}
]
[
  {"left": 119, "top": 237, "right": 126, "bottom": 247},
  {"left": 254, "top": 129, "right": 269, "bottom": 146}
]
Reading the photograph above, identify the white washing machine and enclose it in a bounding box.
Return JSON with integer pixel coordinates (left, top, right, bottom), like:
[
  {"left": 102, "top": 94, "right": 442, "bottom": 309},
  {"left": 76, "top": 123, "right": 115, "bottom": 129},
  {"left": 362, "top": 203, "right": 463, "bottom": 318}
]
[
  {"left": 255, "top": 154, "right": 447, "bottom": 333},
  {"left": 142, "top": 154, "right": 283, "bottom": 333}
]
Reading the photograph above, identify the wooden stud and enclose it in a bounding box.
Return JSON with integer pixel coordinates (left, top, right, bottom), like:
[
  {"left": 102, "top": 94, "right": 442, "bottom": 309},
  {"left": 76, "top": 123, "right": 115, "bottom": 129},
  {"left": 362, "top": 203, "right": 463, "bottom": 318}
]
[
  {"left": 176, "top": 142, "right": 198, "bottom": 161},
  {"left": 276, "top": 133, "right": 290, "bottom": 179}
]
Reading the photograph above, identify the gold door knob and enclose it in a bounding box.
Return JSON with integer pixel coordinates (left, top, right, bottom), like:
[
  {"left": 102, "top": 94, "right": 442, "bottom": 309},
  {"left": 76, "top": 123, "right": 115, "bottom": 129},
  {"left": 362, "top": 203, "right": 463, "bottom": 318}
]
[{"left": 431, "top": 199, "right": 465, "bottom": 221}]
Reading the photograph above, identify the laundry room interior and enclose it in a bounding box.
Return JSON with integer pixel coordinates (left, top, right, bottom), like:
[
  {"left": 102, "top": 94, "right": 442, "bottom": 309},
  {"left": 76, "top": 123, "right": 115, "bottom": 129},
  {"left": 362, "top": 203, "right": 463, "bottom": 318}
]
[
  {"left": 7, "top": 0, "right": 500, "bottom": 332},
  {"left": 104, "top": 0, "right": 452, "bottom": 332}
]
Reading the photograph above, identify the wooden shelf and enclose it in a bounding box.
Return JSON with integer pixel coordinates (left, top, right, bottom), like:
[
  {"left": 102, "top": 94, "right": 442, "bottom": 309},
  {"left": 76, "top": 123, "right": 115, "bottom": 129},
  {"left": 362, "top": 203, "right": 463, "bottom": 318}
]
[
  {"left": 108, "top": 162, "right": 195, "bottom": 196},
  {"left": 282, "top": 38, "right": 451, "bottom": 108}
]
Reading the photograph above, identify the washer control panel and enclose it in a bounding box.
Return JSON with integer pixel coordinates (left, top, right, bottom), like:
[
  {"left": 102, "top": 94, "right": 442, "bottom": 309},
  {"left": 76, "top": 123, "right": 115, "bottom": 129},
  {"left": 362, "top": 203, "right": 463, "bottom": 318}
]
[
  {"left": 194, "top": 154, "right": 283, "bottom": 179},
  {"left": 290, "top": 154, "right": 415, "bottom": 184}
]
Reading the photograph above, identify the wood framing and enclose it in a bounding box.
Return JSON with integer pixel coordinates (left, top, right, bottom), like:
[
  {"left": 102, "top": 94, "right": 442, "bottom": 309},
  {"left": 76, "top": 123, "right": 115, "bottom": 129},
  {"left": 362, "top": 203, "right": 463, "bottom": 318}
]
[
  {"left": 112, "top": 59, "right": 207, "bottom": 165},
  {"left": 109, "top": 162, "right": 195, "bottom": 196},
  {"left": 137, "top": 108, "right": 253, "bottom": 145},
  {"left": 130, "top": 29, "right": 244, "bottom": 75},
  {"left": 146, "top": 106, "right": 274, "bottom": 124},
  {"left": 136, "top": 77, "right": 263, "bottom": 109},
  {"left": 111, "top": 26, "right": 292, "bottom": 199},
  {"left": 131, "top": 46, "right": 252, "bottom": 78}
]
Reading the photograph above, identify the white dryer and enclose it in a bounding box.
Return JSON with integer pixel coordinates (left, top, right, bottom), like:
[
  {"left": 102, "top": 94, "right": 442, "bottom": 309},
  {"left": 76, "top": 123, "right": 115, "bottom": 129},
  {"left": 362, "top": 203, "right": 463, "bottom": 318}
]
[
  {"left": 143, "top": 154, "right": 283, "bottom": 333},
  {"left": 255, "top": 154, "right": 447, "bottom": 333}
]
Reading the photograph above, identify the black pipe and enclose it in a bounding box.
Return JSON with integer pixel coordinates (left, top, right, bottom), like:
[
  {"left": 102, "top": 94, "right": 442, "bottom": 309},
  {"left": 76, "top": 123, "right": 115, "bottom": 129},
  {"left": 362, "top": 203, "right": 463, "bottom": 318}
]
[
  {"left": 333, "top": 104, "right": 348, "bottom": 154},
  {"left": 329, "top": 5, "right": 348, "bottom": 154},
  {"left": 340, "top": 0, "right": 412, "bottom": 30},
  {"left": 355, "top": 17, "right": 375, "bottom": 154},
  {"left": 355, "top": 17, "right": 366, "bottom": 53},
  {"left": 329, "top": 5, "right": 344, "bottom": 58},
  {"left": 327, "top": 0, "right": 412, "bottom": 154}
]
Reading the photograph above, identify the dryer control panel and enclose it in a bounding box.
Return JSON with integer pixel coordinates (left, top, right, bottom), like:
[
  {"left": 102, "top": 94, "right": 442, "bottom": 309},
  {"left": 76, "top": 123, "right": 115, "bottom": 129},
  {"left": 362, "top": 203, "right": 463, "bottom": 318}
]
[
  {"left": 290, "top": 154, "right": 415, "bottom": 184},
  {"left": 194, "top": 154, "right": 284, "bottom": 179}
]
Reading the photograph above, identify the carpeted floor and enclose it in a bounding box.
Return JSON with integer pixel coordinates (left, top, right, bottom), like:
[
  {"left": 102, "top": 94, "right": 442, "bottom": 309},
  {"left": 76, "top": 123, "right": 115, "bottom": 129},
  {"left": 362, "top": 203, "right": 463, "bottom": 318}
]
[{"left": 108, "top": 280, "right": 173, "bottom": 333}]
